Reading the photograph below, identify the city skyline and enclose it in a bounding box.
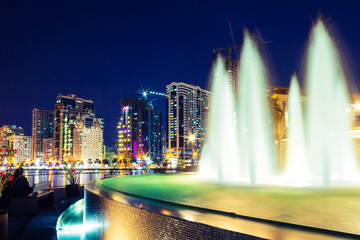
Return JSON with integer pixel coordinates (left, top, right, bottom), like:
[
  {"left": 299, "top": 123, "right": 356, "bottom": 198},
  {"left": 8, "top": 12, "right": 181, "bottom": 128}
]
[
  {"left": 2, "top": 2, "right": 360, "bottom": 239},
  {"left": 2, "top": 1, "right": 360, "bottom": 145}
]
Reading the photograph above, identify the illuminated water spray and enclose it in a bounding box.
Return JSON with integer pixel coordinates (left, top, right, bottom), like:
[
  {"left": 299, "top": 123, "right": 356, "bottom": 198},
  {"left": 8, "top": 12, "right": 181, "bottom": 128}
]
[
  {"left": 305, "top": 20, "right": 358, "bottom": 185},
  {"left": 200, "top": 32, "right": 276, "bottom": 184},
  {"left": 237, "top": 32, "right": 276, "bottom": 184},
  {"left": 199, "top": 56, "right": 241, "bottom": 182},
  {"left": 283, "top": 75, "right": 310, "bottom": 183},
  {"left": 200, "top": 19, "right": 359, "bottom": 187}
]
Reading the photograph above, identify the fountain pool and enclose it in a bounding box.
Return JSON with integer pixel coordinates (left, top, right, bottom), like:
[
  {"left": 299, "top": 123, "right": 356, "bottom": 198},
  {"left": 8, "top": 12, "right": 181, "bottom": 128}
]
[
  {"left": 63, "top": 174, "right": 360, "bottom": 239},
  {"left": 99, "top": 174, "right": 360, "bottom": 235}
]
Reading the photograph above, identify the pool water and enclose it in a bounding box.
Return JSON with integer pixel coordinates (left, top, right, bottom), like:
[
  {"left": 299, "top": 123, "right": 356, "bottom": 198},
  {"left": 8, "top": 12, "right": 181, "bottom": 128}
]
[{"left": 98, "top": 174, "right": 360, "bottom": 235}]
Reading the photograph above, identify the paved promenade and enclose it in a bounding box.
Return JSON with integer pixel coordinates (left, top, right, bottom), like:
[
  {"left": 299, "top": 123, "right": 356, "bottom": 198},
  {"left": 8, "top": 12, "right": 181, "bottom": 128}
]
[{"left": 8, "top": 187, "right": 85, "bottom": 240}]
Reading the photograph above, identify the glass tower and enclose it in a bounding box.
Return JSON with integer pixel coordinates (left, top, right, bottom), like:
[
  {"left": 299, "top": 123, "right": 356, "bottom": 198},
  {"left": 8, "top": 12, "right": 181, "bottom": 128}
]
[
  {"left": 118, "top": 98, "right": 162, "bottom": 164},
  {"left": 166, "top": 82, "right": 211, "bottom": 167},
  {"left": 31, "top": 108, "right": 54, "bottom": 161}
]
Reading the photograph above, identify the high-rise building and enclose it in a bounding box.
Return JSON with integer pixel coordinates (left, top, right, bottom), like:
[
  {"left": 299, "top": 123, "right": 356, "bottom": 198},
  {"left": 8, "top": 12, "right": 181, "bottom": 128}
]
[
  {"left": 53, "top": 94, "right": 104, "bottom": 162},
  {"left": 0, "top": 125, "right": 24, "bottom": 146},
  {"left": 43, "top": 138, "right": 54, "bottom": 162},
  {"left": 73, "top": 126, "right": 103, "bottom": 163},
  {"left": 31, "top": 108, "right": 54, "bottom": 161},
  {"left": 9, "top": 135, "right": 31, "bottom": 165},
  {"left": 226, "top": 59, "right": 240, "bottom": 97},
  {"left": 118, "top": 98, "right": 162, "bottom": 162},
  {"left": 166, "top": 82, "right": 211, "bottom": 166},
  {"left": 148, "top": 106, "right": 162, "bottom": 160}
]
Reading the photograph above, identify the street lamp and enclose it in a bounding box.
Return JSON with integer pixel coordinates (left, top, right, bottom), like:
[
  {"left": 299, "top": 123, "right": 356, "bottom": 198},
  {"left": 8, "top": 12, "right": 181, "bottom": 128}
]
[
  {"left": 178, "top": 133, "right": 195, "bottom": 168},
  {"left": 188, "top": 134, "right": 196, "bottom": 142},
  {"left": 186, "top": 133, "right": 200, "bottom": 167},
  {"left": 192, "top": 149, "right": 199, "bottom": 166},
  {"left": 118, "top": 152, "right": 126, "bottom": 168}
]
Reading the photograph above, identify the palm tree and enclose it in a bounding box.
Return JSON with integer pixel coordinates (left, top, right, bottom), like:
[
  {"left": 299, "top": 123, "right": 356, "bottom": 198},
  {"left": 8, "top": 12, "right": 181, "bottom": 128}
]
[{"left": 270, "top": 93, "right": 287, "bottom": 170}]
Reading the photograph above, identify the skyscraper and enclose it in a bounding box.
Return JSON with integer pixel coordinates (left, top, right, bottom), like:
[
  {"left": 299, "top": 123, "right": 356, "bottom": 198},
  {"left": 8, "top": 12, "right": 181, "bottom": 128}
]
[
  {"left": 73, "top": 126, "right": 103, "bottom": 163},
  {"left": 118, "top": 98, "right": 161, "bottom": 163},
  {"left": 213, "top": 52, "right": 240, "bottom": 97},
  {"left": 31, "top": 108, "right": 54, "bottom": 161},
  {"left": 226, "top": 59, "right": 240, "bottom": 97},
  {"left": 148, "top": 106, "right": 162, "bottom": 160},
  {"left": 0, "top": 125, "right": 24, "bottom": 146},
  {"left": 166, "top": 82, "right": 211, "bottom": 166},
  {"left": 53, "top": 94, "right": 104, "bottom": 162},
  {"left": 9, "top": 135, "right": 31, "bottom": 165}
]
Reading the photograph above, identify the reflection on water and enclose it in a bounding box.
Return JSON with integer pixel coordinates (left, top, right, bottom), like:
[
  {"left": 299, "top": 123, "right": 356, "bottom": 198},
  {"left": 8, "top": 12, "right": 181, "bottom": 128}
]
[{"left": 23, "top": 169, "right": 165, "bottom": 188}]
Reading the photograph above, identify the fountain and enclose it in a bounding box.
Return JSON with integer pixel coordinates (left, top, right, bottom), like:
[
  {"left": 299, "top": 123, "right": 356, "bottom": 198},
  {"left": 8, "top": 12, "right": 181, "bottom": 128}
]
[
  {"left": 200, "top": 19, "right": 359, "bottom": 187},
  {"left": 199, "top": 55, "right": 241, "bottom": 182},
  {"left": 282, "top": 75, "right": 311, "bottom": 184},
  {"left": 58, "top": 18, "right": 360, "bottom": 239},
  {"left": 305, "top": 21, "right": 359, "bottom": 185},
  {"left": 200, "top": 31, "right": 277, "bottom": 184}
]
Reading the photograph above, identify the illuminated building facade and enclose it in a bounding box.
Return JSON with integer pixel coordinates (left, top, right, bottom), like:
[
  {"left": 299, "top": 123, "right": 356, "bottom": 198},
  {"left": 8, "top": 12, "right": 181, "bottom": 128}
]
[
  {"left": 266, "top": 86, "right": 360, "bottom": 170},
  {"left": 226, "top": 59, "right": 240, "bottom": 97},
  {"left": 9, "top": 135, "right": 31, "bottom": 165},
  {"left": 166, "top": 82, "right": 211, "bottom": 166},
  {"left": 0, "top": 125, "right": 24, "bottom": 146},
  {"left": 31, "top": 108, "right": 54, "bottom": 161},
  {"left": 118, "top": 98, "right": 161, "bottom": 162},
  {"left": 54, "top": 94, "right": 104, "bottom": 162},
  {"left": 43, "top": 138, "right": 54, "bottom": 162},
  {"left": 73, "top": 126, "right": 103, "bottom": 163}
]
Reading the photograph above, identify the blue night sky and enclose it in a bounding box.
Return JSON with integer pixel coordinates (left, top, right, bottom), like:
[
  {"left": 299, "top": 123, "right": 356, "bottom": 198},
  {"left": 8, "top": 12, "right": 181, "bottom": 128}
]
[{"left": 1, "top": 0, "right": 360, "bottom": 145}]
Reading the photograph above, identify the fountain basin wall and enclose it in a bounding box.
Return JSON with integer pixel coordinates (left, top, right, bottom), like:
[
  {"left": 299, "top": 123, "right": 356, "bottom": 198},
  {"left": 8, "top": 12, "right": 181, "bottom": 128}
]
[
  {"left": 84, "top": 178, "right": 263, "bottom": 240},
  {"left": 85, "top": 174, "right": 360, "bottom": 239}
]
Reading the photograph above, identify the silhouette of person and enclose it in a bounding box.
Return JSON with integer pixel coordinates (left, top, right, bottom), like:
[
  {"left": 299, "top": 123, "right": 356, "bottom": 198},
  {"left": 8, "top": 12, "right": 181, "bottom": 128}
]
[{"left": 0, "top": 167, "right": 32, "bottom": 208}]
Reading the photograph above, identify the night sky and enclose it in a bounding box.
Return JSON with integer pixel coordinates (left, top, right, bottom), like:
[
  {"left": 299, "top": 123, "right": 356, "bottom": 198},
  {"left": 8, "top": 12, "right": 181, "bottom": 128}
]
[{"left": 1, "top": 0, "right": 360, "bottom": 145}]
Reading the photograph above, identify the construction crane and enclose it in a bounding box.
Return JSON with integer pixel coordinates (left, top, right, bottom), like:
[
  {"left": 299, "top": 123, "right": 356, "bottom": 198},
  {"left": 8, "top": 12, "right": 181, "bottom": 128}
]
[
  {"left": 229, "top": 23, "right": 239, "bottom": 59},
  {"left": 213, "top": 23, "right": 272, "bottom": 67},
  {"left": 213, "top": 41, "right": 272, "bottom": 65},
  {"left": 212, "top": 23, "right": 239, "bottom": 67},
  {"left": 138, "top": 89, "right": 166, "bottom": 98},
  {"left": 138, "top": 89, "right": 166, "bottom": 106}
]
